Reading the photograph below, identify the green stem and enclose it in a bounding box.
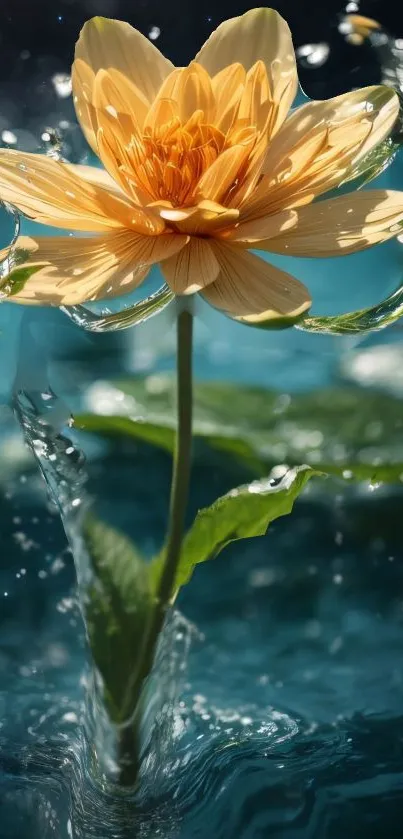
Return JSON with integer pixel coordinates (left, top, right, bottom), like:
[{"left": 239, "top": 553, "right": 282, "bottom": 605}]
[
  {"left": 116, "top": 721, "right": 141, "bottom": 788},
  {"left": 117, "top": 307, "right": 193, "bottom": 786},
  {"left": 155, "top": 307, "right": 194, "bottom": 605}
]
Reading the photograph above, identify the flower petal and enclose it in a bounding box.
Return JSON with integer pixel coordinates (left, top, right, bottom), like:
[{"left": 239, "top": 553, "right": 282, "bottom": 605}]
[
  {"left": 75, "top": 17, "right": 173, "bottom": 106},
  {"left": 211, "top": 63, "right": 246, "bottom": 134},
  {"left": 96, "top": 67, "right": 149, "bottom": 124},
  {"left": 196, "top": 145, "right": 252, "bottom": 204},
  {"left": 261, "top": 190, "right": 403, "bottom": 256},
  {"left": 71, "top": 59, "right": 99, "bottom": 154},
  {"left": 0, "top": 150, "right": 160, "bottom": 234},
  {"left": 196, "top": 8, "right": 297, "bottom": 134},
  {"left": 72, "top": 60, "right": 151, "bottom": 155},
  {"left": 346, "top": 87, "right": 400, "bottom": 171},
  {"left": 250, "top": 85, "right": 399, "bottom": 216},
  {"left": 203, "top": 242, "right": 311, "bottom": 320},
  {"left": 151, "top": 200, "right": 240, "bottom": 235},
  {"left": 93, "top": 105, "right": 152, "bottom": 206},
  {"left": 270, "top": 85, "right": 397, "bottom": 169},
  {"left": 0, "top": 232, "right": 148, "bottom": 306},
  {"left": 91, "top": 69, "right": 149, "bottom": 196},
  {"left": 160, "top": 237, "right": 220, "bottom": 293},
  {"left": 237, "top": 60, "right": 271, "bottom": 131},
  {"left": 1, "top": 230, "right": 188, "bottom": 305},
  {"left": 219, "top": 209, "right": 297, "bottom": 244},
  {"left": 69, "top": 162, "right": 119, "bottom": 190},
  {"left": 159, "top": 63, "right": 215, "bottom": 125}
]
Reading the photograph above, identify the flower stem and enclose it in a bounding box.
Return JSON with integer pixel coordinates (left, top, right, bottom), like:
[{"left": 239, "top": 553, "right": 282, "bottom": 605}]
[
  {"left": 156, "top": 307, "right": 194, "bottom": 605},
  {"left": 116, "top": 306, "right": 193, "bottom": 787},
  {"left": 116, "top": 719, "right": 141, "bottom": 788}
]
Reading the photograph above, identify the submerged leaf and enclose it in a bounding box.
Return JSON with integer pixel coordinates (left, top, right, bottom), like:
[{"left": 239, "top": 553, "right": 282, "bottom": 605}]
[
  {"left": 80, "top": 466, "right": 320, "bottom": 724},
  {"left": 83, "top": 515, "right": 153, "bottom": 723},
  {"left": 76, "top": 413, "right": 176, "bottom": 454},
  {"left": 75, "top": 378, "right": 403, "bottom": 484}
]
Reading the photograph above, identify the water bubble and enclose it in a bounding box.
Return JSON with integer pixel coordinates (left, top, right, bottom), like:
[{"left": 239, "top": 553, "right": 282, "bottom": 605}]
[
  {"left": 148, "top": 26, "right": 161, "bottom": 41},
  {"left": 51, "top": 73, "right": 72, "bottom": 98},
  {"left": 1, "top": 129, "right": 17, "bottom": 145},
  {"left": 296, "top": 42, "right": 330, "bottom": 68}
]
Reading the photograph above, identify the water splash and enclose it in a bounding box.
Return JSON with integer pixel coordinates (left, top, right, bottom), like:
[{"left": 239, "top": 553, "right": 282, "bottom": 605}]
[
  {"left": 11, "top": 381, "right": 195, "bottom": 835},
  {"left": 10, "top": 311, "right": 196, "bottom": 833}
]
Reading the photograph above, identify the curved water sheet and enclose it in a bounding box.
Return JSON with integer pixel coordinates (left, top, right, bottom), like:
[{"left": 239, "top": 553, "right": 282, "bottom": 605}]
[
  {"left": 6, "top": 313, "right": 196, "bottom": 836},
  {"left": 61, "top": 284, "right": 175, "bottom": 334},
  {"left": 297, "top": 278, "right": 403, "bottom": 335}
]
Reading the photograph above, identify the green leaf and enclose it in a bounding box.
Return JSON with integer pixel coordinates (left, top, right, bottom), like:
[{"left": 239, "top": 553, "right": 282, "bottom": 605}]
[
  {"left": 76, "top": 413, "right": 175, "bottom": 454},
  {"left": 75, "top": 378, "right": 403, "bottom": 485},
  {"left": 74, "top": 412, "right": 265, "bottom": 473},
  {"left": 82, "top": 515, "right": 153, "bottom": 724},
  {"left": 80, "top": 467, "right": 320, "bottom": 725},
  {"left": 151, "top": 466, "right": 321, "bottom": 591},
  {"left": 61, "top": 284, "right": 174, "bottom": 333}
]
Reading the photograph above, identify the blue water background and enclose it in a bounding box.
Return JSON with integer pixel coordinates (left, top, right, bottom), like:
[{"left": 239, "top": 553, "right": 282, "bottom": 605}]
[{"left": 0, "top": 153, "right": 403, "bottom": 837}]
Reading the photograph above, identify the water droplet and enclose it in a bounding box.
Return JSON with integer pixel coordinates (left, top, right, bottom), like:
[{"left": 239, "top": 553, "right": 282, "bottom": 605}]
[
  {"left": 148, "top": 25, "right": 161, "bottom": 40},
  {"left": 51, "top": 73, "right": 72, "bottom": 98},
  {"left": 296, "top": 42, "right": 329, "bottom": 67},
  {"left": 1, "top": 129, "right": 17, "bottom": 145}
]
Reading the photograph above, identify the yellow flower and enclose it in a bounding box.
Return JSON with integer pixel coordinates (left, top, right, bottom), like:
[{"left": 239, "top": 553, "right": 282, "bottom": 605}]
[{"left": 0, "top": 8, "right": 402, "bottom": 323}]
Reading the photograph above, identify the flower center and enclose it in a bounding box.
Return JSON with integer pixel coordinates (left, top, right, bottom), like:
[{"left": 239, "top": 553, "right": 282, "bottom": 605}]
[{"left": 124, "top": 111, "right": 229, "bottom": 207}]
